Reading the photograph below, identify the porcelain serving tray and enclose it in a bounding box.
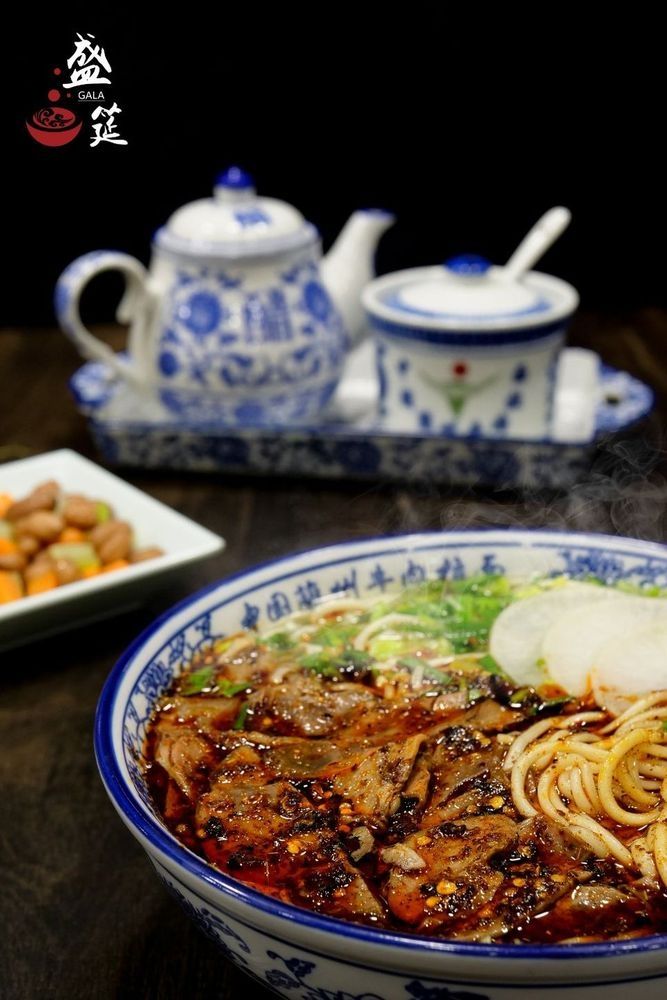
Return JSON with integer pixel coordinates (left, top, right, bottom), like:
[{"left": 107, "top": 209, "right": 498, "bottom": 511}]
[{"left": 70, "top": 345, "right": 654, "bottom": 489}]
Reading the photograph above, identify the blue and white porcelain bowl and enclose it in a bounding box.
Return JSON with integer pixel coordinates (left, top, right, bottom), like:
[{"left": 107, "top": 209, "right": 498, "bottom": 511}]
[
  {"left": 95, "top": 530, "right": 667, "bottom": 999},
  {"left": 363, "top": 258, "right": 579, "bottom": 440}
]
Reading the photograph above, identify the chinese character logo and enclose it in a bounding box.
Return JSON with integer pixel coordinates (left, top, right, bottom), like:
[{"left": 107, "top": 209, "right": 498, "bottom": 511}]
[
  {"left": 90, "top": 102, "right": 127, "bottom": 146},
  {"left": 63, "top": 33, "right": 112, "bottom": 89},
  {"left": 25, "top": 33, "right": 127, "bottom": 149}
]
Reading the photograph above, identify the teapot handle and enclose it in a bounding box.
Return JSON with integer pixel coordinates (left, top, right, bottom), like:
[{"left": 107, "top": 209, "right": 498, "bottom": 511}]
[{"left": 55, "top": 251, "right": 156, "bottom": 382}]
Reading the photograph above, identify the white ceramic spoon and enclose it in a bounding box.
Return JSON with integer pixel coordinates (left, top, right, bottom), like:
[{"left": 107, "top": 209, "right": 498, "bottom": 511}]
[{"left": 503, "top": 206, "right": 572, "bottom": 281}]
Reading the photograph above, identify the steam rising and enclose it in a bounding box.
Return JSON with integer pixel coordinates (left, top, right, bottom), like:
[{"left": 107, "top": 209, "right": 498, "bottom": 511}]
[{"left": 380, "top": 423, "right": 667, "bottom": 542}]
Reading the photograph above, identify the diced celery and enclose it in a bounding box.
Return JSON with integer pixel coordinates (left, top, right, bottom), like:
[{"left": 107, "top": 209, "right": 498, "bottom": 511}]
[
  {"left": 96, "top": 502, "right": 112, "bottom": 523},
  {"left": 48, "top": 542, "right": 100, "bottom": 570}
]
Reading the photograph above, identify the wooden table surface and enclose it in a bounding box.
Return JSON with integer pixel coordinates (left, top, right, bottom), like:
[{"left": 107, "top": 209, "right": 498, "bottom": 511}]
[{"left": 2, "top": 315, "right": 667, "bottom": 999}]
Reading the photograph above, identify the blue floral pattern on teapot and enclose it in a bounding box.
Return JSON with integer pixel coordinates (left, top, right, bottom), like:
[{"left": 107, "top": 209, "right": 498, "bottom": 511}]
[{"left": 55, "top": 167, "right": 394, "bottom": 426}]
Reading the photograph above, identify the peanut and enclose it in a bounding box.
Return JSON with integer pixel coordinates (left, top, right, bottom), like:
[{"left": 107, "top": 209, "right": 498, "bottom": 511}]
[
  {"left": 24, "top": 553, "right": 55, "bottom": 582},
  {"left": 15, "top": 535, "right": 40, "bottom": 557},
  {"left": 62, "top": 495, "right": 100, "bottom": 529},
  {"left": 53, "top": 558, "right": 79, "bottom": 585},
  {"left": 96, "top": 522, "right": 132, "bottom": 564},
  {"left": 130, "top": 546, "right": 164, "bottom": 563},
  {"left": 0, "top": 551, "right": 27, "bottom": 572},
  {"left": 88, "top": 521, "right": 119, "bottom": 548},
  {"left": 13, "top": 510, "right": 64, "bottom": 542},
  {"left": 2, "top": 480, "right": 154, "bottom": 603},
  {"left": 6, "top": 480, "right": 59, "bottom": 521}
]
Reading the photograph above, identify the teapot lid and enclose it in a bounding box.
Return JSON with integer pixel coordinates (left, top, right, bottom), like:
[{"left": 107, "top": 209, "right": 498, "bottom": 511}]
[
  {"left": 154, "top": 167, "right": 318, "bottom": 258},
  {"left": 362, "top": 255, "right": 578, "bottom": 330}
]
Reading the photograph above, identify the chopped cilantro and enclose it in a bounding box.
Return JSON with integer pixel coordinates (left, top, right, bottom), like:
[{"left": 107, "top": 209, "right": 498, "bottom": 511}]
[
  {"left": 180, "top": 667, "right": 248, "bottom": 698},
  {"left": 310, "top": 623, "right": 358, "bottom": 647},
  {"left": 399, "top": 655, "right": 427, "bottom": 671},
  {"left": 300, "top": 648, "right": 373, "bottom": 679},
  {"left": 338, "top": 648, "right": 372, "bottom": 668},
  {"left": 233, "top": 703, "right": 250, "bottom": 730},
  {"left": 264, "top": 632, "right": 296, "bottom": 651},
  {"left": 299, "top": 653, "right": 340, "bottom": 678},
  {"left": 422, "top": 665, "right": 452, "bottom": 685},
  {"left": 217, "top": 679, "right": 249, "bottom": 698},
  {"left": 180, "top": 665, "right": 216, "bottom": 695}
]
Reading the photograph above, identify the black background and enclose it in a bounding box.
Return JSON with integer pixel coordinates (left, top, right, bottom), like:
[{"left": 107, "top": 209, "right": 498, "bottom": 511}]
[{"left": 4, "top": 10, "right": 667, "bottom": 327}]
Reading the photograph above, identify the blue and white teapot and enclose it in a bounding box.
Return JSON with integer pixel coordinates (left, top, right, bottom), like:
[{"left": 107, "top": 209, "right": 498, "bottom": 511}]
[{"left": 55, "top": 167, "right": 394, "bottom": 424}]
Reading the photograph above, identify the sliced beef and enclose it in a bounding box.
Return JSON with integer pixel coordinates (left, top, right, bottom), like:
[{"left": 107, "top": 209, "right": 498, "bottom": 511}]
[
  {"left": 214, "top": 730, "right": 349, "bottom": 779},
  {"left": 194, "top": 778, "right": 386, "bottom": 923},
  {"left": 384, "top": 814, "right": 517, "bottom": 931},
  {"left": 247, "top": 675, "right": 378, "bottom": 737},
  {"left": 401, "top": 747, "right": 432, "bottom": 810},
  {"left": 424, "top": 735, "right": 512, "bottom": 822},
  {"left": 210, "top": 744, "right": 275, "bottom": 786},
  {"left": 153, "top": 725, "right": 214, "bottom": 799},
  {"left": 157, "top": 695, "right": 241, "bottom": 736},
  {"left": 263, "top": 737, "right": 348, "bottom": 778},
  {"left": 458, "top": 699, "right": 525, "bottom": 732},
  {"left": 477, "top": 816, "right": 593, "bottom": 941},
  {"left": 323, "top": 735, "right": 426, "bottom": 830}
]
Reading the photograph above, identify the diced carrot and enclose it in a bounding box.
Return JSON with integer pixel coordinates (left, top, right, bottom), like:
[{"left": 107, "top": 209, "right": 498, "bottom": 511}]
[
  {"left": 101, "top": 558, "right": 130, "bottom": 573},
  {"left": 0, "top": 494, "right": 14, "bottom": 519},
  {"left": 81, "top": 565, "right": 101, "bottom": 579},
  {"left": 0, "top": 538, "right": 19, "bottom": 555},
  {"left": 0, "top": 570, "right": 23, "bottom": 603},
  {"left": 26, "top": 569, "right": 59, "bottom": 595},
  {"left": 58, "top": 526, "right": 86, "bottom": 544}
]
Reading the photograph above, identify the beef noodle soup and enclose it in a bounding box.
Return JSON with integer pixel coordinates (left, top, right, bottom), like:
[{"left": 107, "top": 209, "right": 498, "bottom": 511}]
[{"left": 144, "top": 574, "right": 667, "bottom": 943}]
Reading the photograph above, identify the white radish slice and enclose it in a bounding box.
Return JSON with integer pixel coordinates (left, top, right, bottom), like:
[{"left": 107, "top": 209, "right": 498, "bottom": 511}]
[
  {"left": 592, "top": 622, "right": 667, "bottom": 696},
  {"left": 489, "top": 582, "right": 625, "bottom": 687},
  {"left": 541, "top": 596, "right": 667, "bottom": 696}
]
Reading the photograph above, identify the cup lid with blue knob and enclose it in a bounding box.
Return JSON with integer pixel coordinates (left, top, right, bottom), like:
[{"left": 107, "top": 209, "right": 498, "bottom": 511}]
[
  {"left": 362, "top": 254, "right": 578, "bottom": 331},
  {"left": 154, "top": 167, "right": 318, "bottom": 258}
]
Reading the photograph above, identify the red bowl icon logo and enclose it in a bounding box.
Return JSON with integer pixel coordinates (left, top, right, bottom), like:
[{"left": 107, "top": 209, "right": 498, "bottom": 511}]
[{"left": 26, "top": 106, "right": 82, "bottom": 147}]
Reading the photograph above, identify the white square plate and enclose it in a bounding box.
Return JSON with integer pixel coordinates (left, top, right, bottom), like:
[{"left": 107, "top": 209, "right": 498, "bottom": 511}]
[{"left": 0, "top": 449, "right": 224, "bottom": 649}]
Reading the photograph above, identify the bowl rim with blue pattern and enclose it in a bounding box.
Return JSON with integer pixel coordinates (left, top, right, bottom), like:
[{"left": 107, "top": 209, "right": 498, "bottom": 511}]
[{"left": 94, "top": 529, "right": 667, "bottom": 984}]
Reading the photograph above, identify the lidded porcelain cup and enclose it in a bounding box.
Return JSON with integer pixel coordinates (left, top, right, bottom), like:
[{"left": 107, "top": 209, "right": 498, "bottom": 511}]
[
  {"left": 362, "top": 254, "right": 579, "bottom": 439},
  {"left": 55, "top": 167, "right": 394, "bottom": 425}
]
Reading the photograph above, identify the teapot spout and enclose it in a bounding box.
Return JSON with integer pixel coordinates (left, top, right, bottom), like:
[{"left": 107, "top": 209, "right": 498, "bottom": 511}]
[{"left": 321, "top": 208, "right": 395, "bottom": 346}]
